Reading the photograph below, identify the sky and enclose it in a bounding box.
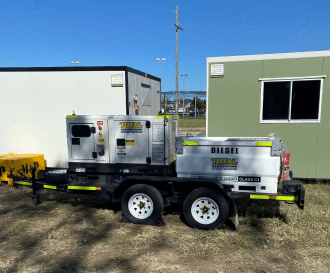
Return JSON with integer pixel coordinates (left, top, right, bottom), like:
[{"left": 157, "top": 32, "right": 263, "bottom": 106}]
[{"left": 1, "top": 0, "right": 330, "bottom": 92}]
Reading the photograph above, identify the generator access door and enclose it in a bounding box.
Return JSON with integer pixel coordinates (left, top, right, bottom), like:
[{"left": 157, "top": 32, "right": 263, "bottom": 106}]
[
  {"left": 70, "top": 123, "right": 96, "bottom": 160},
  {"left": 113, "top": 119, "right": 150, "bottom": 164}
]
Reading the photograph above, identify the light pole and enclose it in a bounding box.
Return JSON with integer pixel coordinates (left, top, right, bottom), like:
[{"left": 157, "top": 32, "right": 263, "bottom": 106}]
[
  {"left": 156, "top": 58, "right": 166, "bottom": 113},
  {"left": 181, "top": 74, "right": 187, "bottom": 117}
]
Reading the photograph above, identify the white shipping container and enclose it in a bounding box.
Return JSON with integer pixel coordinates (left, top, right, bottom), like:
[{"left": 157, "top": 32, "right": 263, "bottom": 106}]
[{"left": 0, "top": 66, "right": 161, "bottom": 168}]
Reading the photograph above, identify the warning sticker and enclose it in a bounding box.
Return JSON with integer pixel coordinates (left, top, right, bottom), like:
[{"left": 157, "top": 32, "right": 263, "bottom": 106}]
[
  {"left": 211, "top": 158, "right": 238, "bottom": 170},
  {"left": 152, "top": 123, "right": 164, "bottom": 142},
  {"left": 111, "top": 74, "right": 123, "bottom": 87},
  {"left": 117, "top": 146, "right": 126, "bottom": 158},
  {"left": 126, "top": 140, "right": 135, "bottom": 146},
  {"left": 192, "top": 174, "right": 238, "bottom": 182},
  {"left": 97, "top": 121, "right": 103, "bottom": 126},
  {"left": 238, "top": 176, "right": 261, "bottom": 182},
  {"left": 98, "top": 138, "right": 104, "bottom": 143}
]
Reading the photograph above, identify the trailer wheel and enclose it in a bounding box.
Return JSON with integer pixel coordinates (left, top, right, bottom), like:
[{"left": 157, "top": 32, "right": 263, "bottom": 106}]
[
  {"left": 183, "top": 188, "right": 229, "bottom": 230},
  {"left": 121, "top": 184, "right": 164, "bottom": 225}
]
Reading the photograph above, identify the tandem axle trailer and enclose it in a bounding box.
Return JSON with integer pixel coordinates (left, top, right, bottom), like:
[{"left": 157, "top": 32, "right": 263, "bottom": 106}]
[{"left": 0, "top": 114, "right": 305, "bottom": 230}]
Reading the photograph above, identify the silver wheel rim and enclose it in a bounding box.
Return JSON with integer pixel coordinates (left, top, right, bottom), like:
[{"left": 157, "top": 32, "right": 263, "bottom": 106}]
[
  {"left": 191, "top": 197, "right": 219, "bottom": 224},
  {"left": 128, "top": 193, "right": 154, "bottom": 219}
]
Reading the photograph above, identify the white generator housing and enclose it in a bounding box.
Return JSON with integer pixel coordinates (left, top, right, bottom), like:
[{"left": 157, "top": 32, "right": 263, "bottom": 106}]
[
  {"left": 176, "top": 135, "right": 282, "bottom": 194},
  {"left": 66, "top": 115, "right": 178, "bottom": 166}
]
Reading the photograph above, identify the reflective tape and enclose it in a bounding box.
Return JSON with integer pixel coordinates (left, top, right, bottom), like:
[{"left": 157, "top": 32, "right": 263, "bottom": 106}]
[
  {"left": 16, "top": 181, "right": 32, "bottom": 186},
  {"left": 275, "top": 196, "right": 297, "bottom": 201},
  {"left": 250, "top": 194, "right": 269, "bottom": 200},
  {"left": 250, "top": 194, "right": 297, "bottom": 201},
  {"left": 256, "top": 142, "right": 272, "bottom": 147},
  {"left": 155, "top": 115, "right": 174, "bottom": 120},
  {"left": 67, "top": 186, "right": 101, "bottom": 190},
  {"left": 183, "top": 141, "right": 198, "bottom": 146},
  {"left": 44, "top": 185, "right": 57, "bottom": 190}
]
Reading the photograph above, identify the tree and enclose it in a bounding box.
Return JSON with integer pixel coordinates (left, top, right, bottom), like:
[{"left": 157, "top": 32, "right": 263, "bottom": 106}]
[{"left": 189, "top": 97, "right": 204, "bottom": 111}]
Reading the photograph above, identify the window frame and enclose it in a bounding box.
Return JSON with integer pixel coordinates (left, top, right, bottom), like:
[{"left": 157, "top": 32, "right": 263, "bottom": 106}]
[{"left": 259, "top": 76, "right": 325, "bottom": 123}]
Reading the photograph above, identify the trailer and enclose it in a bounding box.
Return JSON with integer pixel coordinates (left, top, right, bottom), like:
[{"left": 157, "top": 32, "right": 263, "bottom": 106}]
[
  {"left": 0, "top": 114, "right": 305, "bottom": 230},
  {"left": 0, "top": 66, "right": 161, "bottom": 168}
]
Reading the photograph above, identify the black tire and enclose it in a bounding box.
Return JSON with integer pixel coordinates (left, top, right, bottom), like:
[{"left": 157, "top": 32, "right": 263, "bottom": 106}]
[
  {"left": 183, "top": 188, "right": 229, "bottom": 230},
  {"left": 121, "top": 184, "right": 164, "bottom": 225}
]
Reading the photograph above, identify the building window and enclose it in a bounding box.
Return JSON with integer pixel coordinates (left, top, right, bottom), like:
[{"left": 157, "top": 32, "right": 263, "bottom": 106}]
[{"left": 260, "top": 76, "right": 325, "bottom": 123}]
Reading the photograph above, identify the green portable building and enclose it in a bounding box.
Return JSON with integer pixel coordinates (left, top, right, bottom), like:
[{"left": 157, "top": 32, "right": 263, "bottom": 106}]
[{"left": 206, "top": 50, "right": 330, "bottom": 179}]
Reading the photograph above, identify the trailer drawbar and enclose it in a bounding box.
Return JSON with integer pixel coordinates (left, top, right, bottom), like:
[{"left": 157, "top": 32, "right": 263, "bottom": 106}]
[{"left": 0, "top": 114, "right": 305, "bottom": 230}]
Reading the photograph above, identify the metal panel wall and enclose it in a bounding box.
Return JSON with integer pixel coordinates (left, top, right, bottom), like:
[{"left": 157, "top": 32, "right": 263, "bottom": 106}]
[
  {"left": 127, "top": 72, "right": 161, "bottom": 116},
  {"left": 207, "top": 53, "right": 330, "bottom": 178},
  {"left": 0, "top": 70, "right": 127, "bottom": 168}
]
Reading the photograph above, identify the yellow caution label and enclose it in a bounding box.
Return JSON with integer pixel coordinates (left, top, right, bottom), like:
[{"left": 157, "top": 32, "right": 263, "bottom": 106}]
[
  {"left": 44, "top": 185, "right": 57, "bottom": 190},
  {"left": 183, "top": 141, "right": 198, "bottom": 146},
  {"left": 67, "top": 186, "right": 101, "bottom": 190},
  {"left": 66, "top": 115, "right": 78, "bottom": 118},
  {"left": 256, "top": 142, "right": 272, "bottom": 147},
  {"left": 126, "top": 140, "right": 135, "bottom": 146},
  {"left": 16, "top": 181, "right": 32, "bottom": 186},
  {"left": 98, "top": 138, "right": 104, "bottom": 143}
]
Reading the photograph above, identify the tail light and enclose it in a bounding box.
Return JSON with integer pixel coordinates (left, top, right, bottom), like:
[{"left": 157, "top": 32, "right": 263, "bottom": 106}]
[{"left": 280, "top": 152, "right": 291, "bottom": 182}]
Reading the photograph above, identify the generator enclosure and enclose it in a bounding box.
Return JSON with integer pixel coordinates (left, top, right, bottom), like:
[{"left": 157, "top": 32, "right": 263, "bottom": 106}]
[
  {"left": 176, "top": 135, "right": 282, "bottom": 194},
  {"left": 0, "top": 66, "right": 161, "bottom": 168},
  {"left": 66, "top": 115, "right": 178, "bottom": 166}
]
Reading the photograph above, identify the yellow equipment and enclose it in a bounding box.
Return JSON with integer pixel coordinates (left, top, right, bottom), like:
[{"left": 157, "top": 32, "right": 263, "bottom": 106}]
[{"left": 0, "top": 153, "right": 46, "bottom": 185}]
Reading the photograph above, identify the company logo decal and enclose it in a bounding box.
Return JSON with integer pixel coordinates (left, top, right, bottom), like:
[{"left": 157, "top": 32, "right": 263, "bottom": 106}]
[
  {"left": 120, "top": 122, "right": 143, "bottom": 133},
  {"left": 212, "top": 158, "right": 238, "bottom": 170}
]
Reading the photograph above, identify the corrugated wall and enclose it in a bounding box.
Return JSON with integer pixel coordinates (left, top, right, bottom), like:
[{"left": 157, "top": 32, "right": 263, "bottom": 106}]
[
  {"left": 208, "top": 56, "right": 330, "bottom": 179},
  {"left": 127, "top": 72, "right": 161, "bottom": 116}
]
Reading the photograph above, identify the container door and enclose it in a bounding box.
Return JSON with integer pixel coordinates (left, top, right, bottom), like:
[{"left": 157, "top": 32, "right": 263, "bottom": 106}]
[{"left": 70, "top": 123, "right": 96, "bottom": 160}]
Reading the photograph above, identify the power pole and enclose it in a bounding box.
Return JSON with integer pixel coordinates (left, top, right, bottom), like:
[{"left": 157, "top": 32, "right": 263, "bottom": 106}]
[{"left": 174, "top": 6, "right": 183, "bottom": 116}]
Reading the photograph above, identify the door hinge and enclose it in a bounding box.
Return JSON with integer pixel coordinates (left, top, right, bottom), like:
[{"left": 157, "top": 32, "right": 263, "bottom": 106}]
[
  {"left": 146, "top": 157, "right": 151, "bottom": 164},
  {"left": 92, "top": 152, "right": 97, "bottom": 159},
  {"left": 146, "top": 121, "right": 151, "bottom": 128}
]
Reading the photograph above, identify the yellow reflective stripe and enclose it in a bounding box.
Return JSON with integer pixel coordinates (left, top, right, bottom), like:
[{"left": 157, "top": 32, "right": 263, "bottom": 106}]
[
  {"left": 67, "top": 186, "right": 101, "bottom": 190},
  {"left": 250, "top": 194, "right": 297, "bottom": 201},
  {"left": 16, "top": 181, "right": 32, "bottom": 186},
  {"left": 256, "top": 142, "right": 272, "bottom": 147},
  {"left": 155, "top": 115, "right": 174, "bottom": 120},
  {"left": 44, "top": 185, "right": 56, "bottom": 190},
  {"left": 66, "top": 115, "right": 78, "bottom": 118},
  {"left": 183, "top": 141, "right": 198, "bottom": 146},
  {"left": 250, "top": 194, "right": 269, "bottom": 200},
  {"left": 276, "top": 196, "right": 297, "bottom": 201}
]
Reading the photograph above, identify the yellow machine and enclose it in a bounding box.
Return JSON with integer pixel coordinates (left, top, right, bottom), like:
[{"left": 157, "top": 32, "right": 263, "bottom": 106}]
[{"left": 0, "top": 153, "right": 46, "bottom": 185}]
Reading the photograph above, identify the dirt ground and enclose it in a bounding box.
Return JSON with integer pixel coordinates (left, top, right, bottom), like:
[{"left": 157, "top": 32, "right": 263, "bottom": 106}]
[{"left": 0, "top": 183, "right": 329, "bottom": 273}]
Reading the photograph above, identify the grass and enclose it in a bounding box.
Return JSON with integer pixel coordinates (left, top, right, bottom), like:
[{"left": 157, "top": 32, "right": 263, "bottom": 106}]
[
  {"left": 179, "top": 117, "right": 206, "bottom": 128},
  {"left": 0, "top": 183, "right": 329, "bottom": 272}
]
